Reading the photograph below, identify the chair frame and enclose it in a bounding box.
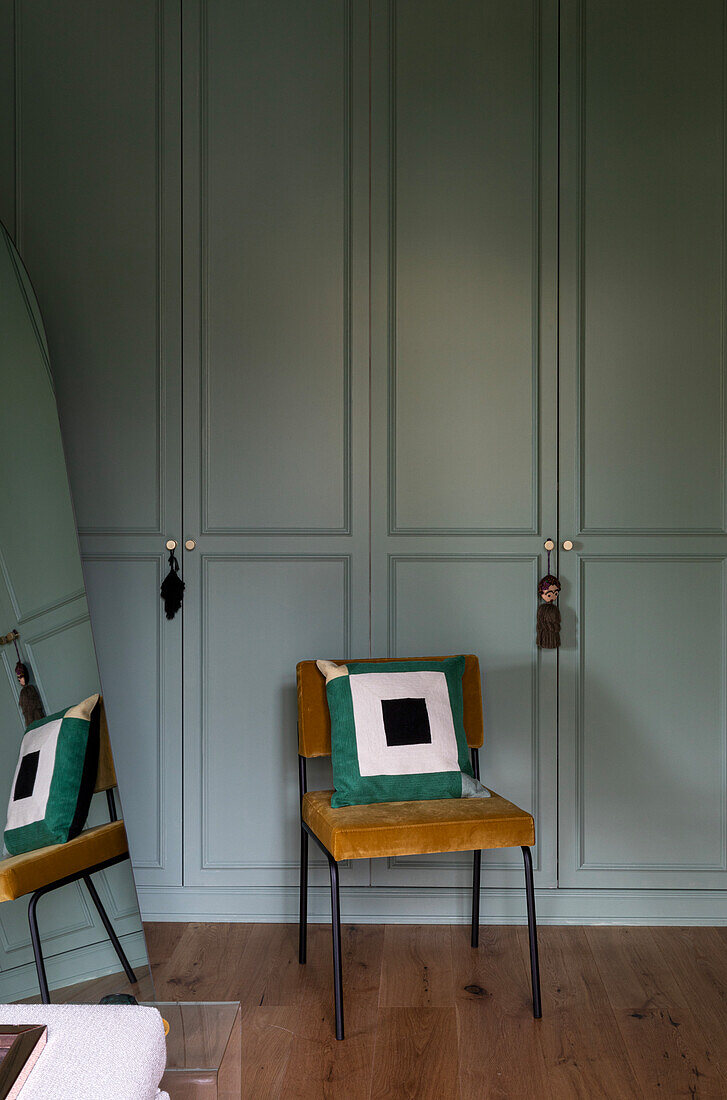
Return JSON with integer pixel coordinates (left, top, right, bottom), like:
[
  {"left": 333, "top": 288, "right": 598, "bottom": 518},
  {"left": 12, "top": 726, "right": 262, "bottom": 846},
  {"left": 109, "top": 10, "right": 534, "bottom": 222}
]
[
  {"left": 298, "top": 749, "right": 542, "bottom": 1040},
  {"left": 27, "top": 788, "right": 137, "bottom": 1003}
]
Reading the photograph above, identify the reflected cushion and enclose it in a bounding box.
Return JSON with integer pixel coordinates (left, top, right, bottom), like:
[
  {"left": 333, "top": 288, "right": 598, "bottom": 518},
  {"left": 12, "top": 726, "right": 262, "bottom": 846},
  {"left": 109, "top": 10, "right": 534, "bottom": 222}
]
[
  {"left": 317, "top": 656, "right": 489, "bottom": 807},
  {"left": 4, "top": 695, "right": 101, "bottom": 855}
]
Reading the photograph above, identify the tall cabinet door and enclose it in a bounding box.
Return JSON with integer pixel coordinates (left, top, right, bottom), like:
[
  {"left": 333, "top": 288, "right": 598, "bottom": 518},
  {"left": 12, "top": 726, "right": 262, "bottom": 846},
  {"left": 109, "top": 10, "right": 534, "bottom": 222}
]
[
  {"left": 559, "top": 0, "right": 727, "bottom": 889},
  {"left": 181, "top": 0, "right": 371, "bottom": 893},
  {"left": 370, "top": 0, "right": 559, "bottom": 889},
  {"left": 8, "top": 0, "right": 184, "bottom": 891}
]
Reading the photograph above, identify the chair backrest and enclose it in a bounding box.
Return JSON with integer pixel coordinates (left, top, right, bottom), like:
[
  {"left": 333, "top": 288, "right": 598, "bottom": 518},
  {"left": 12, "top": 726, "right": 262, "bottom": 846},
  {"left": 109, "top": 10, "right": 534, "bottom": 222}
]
[
  {"left": 94, "top": 696, "right": 118, "bottom": 794},
  {"left": 297, "top": 654, "right": 484, "bottom": 758}
]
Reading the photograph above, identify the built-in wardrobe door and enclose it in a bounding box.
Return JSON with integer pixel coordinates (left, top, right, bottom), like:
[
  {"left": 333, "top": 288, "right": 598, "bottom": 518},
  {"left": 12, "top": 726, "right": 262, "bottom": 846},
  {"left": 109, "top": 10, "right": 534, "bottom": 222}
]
[
  {"left": 181, "top": 0, "right": 371, "bottom": 898},
  {"left": 370, "top": 0, "right": 559, "bottom": 891},
  {"left": 6, "top": 0, "right": 184, "bottom": 890},
  {"left": 559, "top": 0, "right": 727, "bottom": 890}
]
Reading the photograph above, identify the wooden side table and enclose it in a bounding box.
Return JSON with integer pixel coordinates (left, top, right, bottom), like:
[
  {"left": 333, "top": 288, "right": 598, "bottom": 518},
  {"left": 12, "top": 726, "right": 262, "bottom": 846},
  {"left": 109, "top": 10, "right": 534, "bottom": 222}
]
[{"left": 143, "top": 1001, "right": 241, "bottom": 1099}]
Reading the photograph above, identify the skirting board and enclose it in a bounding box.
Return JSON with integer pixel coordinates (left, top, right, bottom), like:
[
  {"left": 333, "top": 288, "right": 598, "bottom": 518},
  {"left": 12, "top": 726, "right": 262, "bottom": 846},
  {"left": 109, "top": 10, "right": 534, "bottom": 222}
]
[
  {"left": 0, "top": 931, "right": 149, "bottom": 1004},
  {"left": 136, "top": 886, "right": 727, "bottom": 926}
]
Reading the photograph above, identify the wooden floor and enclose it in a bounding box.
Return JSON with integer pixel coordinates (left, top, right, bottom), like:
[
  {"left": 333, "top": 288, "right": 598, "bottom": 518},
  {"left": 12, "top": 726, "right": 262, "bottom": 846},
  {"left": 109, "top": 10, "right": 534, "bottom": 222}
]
[
  {"left": 144, "top": 922, "right": 727, "bottom": 1099},
  {"left": 23, "top": 965, "right": 154, "bottom": 1005}
]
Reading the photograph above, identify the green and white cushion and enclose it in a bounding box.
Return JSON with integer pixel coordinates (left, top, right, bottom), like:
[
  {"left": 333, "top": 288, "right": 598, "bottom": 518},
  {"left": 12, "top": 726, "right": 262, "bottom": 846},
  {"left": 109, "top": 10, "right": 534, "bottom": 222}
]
[
  {"left": 4, "top": 694, "right": 101, "bottom": 855},
  {"left": 317, "top": 656, "right": 489, "bottom": 808}
]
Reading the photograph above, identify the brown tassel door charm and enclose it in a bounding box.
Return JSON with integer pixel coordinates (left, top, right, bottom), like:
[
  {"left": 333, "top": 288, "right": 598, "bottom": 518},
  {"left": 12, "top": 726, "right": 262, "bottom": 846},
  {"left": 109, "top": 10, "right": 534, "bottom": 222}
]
[
  {"left": 536, "top": 576, "right": 561, "bottom": 648},
  {"left": 12, "top": 636, "right": 45, "bottom": 726},
  {"left": 536, "top": 542, "right": 561, "bottom": 649}
]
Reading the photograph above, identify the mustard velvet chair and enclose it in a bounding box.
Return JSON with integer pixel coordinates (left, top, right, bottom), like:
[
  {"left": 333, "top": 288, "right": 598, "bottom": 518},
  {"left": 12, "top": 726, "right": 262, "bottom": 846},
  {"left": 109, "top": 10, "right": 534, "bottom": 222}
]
[
  {"left": 0, "top": 700, "right": 137, "bottom": 1002},
  {"left": 296, "top": 655, "right": 542, "bottom": 1040}
]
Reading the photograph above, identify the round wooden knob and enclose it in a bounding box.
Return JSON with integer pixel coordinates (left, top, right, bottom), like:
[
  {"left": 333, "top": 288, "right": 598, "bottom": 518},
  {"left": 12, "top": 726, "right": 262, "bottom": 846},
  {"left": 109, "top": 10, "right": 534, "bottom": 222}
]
[
  {"left": 185, "top": 539, "right": 196, "bottom": 551},
  {"left": 543, "top": 539, "right": 555, "bottom": 551},
  {"left": 562, "top": 540, "right": 574, "bottom": 551},
  {"left": 165, "top": 539, "right": 177, "bottom": 551}
]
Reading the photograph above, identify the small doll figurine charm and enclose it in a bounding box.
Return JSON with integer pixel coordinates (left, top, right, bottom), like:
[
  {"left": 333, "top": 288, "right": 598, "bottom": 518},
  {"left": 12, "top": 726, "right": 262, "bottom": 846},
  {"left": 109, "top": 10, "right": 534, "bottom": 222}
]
[
  {"left": 536, "top": 574, "right": 561, "bottom": 649},
  {"left": 13, "top": 633, "right": 45, "bottom": 727}
]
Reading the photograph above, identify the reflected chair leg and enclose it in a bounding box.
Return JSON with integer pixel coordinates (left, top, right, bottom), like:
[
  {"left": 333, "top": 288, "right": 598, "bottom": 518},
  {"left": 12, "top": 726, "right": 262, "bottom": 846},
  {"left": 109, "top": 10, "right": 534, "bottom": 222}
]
[
  {"left": 28, "top": 891, "right": 50, "bottom": 1004},
  {"left": 82, "top": 873, "right": 137, "bottom": 984},
  {"left": 471, "top": 849, "right": 481, "bottom": 948},
  {"left": 328, "top": 856, "right": 345, "bottom": 1040},
  {"left": 522, "top": 846, "right": 542, "bottom": 1018},
  {"left": 299, "top": 826, "right": 308, "bottom": 964}
]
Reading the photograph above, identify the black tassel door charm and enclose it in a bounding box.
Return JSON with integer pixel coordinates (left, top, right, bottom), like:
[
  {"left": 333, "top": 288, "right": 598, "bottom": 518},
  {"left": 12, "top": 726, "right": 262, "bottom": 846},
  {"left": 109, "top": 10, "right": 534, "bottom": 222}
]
[
  {"left": 536, "top": 542, "right": 561, "bottom": 649},
  {"left": 160, "top": 546, "right": 184, "bottom": 620}
]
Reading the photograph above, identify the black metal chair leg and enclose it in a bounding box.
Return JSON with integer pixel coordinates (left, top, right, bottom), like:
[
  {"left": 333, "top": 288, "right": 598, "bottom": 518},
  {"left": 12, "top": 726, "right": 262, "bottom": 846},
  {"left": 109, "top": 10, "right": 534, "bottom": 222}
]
[
  {"left": 328, "top": 856, "right": 345, "bottom": 1040},
  {"left": 471, "top": 849, "right": 481, "bottom": 948},
  {"left": 28, "top": 892, "right": 50, "bottom": 1004},
  {"left": 299, "top": 827, "right": 308, "bottom": 964},
  {"left": 83, "top": 874, "right": 137, "bottom": 984},
  {"left": 522, "top": 846, "right": 542, "bottom": 1018}
]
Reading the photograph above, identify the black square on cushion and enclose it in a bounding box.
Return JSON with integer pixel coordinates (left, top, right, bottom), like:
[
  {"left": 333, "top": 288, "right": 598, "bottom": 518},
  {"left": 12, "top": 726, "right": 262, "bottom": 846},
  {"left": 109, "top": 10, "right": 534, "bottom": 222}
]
[
  {"left": 381, "top": 697, "right": 431, "bottom": 747},
  {"left": 13, "top": 751, "right": 40, "bottom": 800}
]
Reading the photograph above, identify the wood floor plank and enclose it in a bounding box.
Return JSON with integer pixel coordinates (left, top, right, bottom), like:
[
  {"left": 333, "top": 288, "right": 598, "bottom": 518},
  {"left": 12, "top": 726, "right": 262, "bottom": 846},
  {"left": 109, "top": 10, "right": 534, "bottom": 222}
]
[
  {"left": 233, "top": 923, "right": 299, "bottom": 1008},
  {"left": 649, "top": 926, "right": 727, "bottom": 1083},
  {"left": 371, "top": 1007, "right": 460, "bottom": 1100},
  {"left": 240, "top": 1006, "right": 297, "bottom": 1100},
  {"left": 451, "top": 925, "right": 548, "bottom": 1100},
  {"left": 280, "top": 1012, "right": 376, "bottom": 1100},
  {"left": 144, "top": 922, "right": 189, "bottom": 974},
  {"left": 24, "top": 965, "right": 154, "bottom": 1006},
  {"left": 158, "top": 922, "right": 254, "bottom": 1001},
  {"left": 586, "top": 926, "right": 727, "bottom": 1098},
  {"left": 262, "top": 923, "right": 336, "bottom": 1008},
  {"left": 379, "top": 924, "right": 454, "bottom": 1007},
  {"left": 279, "top": 924, "right": 384, "bottom": 1099},
  {"left": 526, "top": 926, "right": 641, "bottom": 1100}
]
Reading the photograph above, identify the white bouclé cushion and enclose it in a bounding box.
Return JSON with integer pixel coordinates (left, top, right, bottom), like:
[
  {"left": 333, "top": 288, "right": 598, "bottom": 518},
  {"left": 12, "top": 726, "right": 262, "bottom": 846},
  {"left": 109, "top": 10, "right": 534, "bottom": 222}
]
[{"left": 0, "top": 1003, "right": 167, "bottom": 1099}]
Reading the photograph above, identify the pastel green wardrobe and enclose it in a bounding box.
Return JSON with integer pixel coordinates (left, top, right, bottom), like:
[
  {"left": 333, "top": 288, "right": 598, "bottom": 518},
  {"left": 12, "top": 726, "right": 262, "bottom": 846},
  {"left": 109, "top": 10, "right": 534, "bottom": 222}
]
[{"left": 3, "top": 0, "right": 725, "bottom": 922}]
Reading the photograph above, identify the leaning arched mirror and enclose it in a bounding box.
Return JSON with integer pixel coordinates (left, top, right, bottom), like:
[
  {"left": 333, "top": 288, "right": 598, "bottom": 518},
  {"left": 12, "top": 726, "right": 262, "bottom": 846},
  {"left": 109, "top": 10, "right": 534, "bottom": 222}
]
[{"left": 0, "top": 221, "right": 153, "bottom": 1004}]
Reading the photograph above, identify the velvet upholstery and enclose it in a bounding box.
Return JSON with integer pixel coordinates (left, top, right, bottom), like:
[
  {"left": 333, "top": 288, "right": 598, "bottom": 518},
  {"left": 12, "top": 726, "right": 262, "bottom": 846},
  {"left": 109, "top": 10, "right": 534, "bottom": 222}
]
[
  {"left": 0, "top": 695, "right": 127, "bottom": 903},
  {"left": 302, "top": 788, "right": 534, "bottom": 862},
  {"left": 0, "top": 820, "right": 129, "bottom": 902},
  {"left": 298, "top": 653, "right": 534, "bottom": 863},
  {"left": 94, "top": 698, "right": 117, "bottom": 793},
  {"left": 297, "top": 654, "right": 484, "bottom": 758}
]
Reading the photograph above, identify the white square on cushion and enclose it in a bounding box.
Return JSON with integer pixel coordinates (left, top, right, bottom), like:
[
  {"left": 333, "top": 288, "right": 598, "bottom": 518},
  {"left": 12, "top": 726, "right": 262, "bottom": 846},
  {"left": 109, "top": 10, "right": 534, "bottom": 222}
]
[
  {"left": 5, "top": 718, "right": 62, "bottom": 830},
  {"left": 349, "top": 671, "right": 460, "bottom": 777}
]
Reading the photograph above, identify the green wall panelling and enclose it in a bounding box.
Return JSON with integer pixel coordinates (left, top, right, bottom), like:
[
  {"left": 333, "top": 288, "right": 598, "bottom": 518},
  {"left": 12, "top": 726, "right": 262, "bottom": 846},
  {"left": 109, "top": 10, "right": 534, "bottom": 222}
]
[
  {"left": 2, "top": 0, "right": 725, "bottom": 922},
  {"left": 369, "top": 0, "right": 559, "bottom": 889},
  {"left": 180, "top": 0, "right": 372, "bottom": 890},
  {"left": 8, "top": 0, "right": 184, "bottom": 891},
  {"left": 558, "top": 0, "right": 727, "bottom": 889}
]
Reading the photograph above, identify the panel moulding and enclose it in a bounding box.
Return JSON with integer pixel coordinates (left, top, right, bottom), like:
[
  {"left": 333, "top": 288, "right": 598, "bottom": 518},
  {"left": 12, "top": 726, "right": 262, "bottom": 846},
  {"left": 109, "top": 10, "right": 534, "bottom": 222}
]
[
  {"left": 199, "top": 553, "right": 352, "bottom": 871},
  {"left": 81, "top": 553, "right": 167, "bottom": 872},
  {"left": 386, "top": 0, "right": 542, "bottom": 537},
  {"left": 198, "top": 0, "right": 354, "bottom": 537}
]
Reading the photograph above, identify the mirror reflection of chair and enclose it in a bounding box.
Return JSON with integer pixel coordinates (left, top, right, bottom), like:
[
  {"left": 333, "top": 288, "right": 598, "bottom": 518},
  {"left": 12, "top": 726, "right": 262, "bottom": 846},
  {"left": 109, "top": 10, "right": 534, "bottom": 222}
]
[
  {"left": 0, "top": 700, "right": 137, "bottom": 1003},
  {"left": 0, "top": 220, "right": 152, "bottom": 1005},
  {"left": 296, "top": 654, "right": 542, "bottom": 1041}
]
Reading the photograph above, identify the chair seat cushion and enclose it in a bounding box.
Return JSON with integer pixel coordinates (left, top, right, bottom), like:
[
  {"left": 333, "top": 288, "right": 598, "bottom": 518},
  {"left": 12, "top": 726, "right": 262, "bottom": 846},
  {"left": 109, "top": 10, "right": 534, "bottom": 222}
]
[
  {"left": 0, "top": 820, "right": 128, "bottom": 902},
  {"left": 302, "top": 788, "right": 535, "bottom": 862}
]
